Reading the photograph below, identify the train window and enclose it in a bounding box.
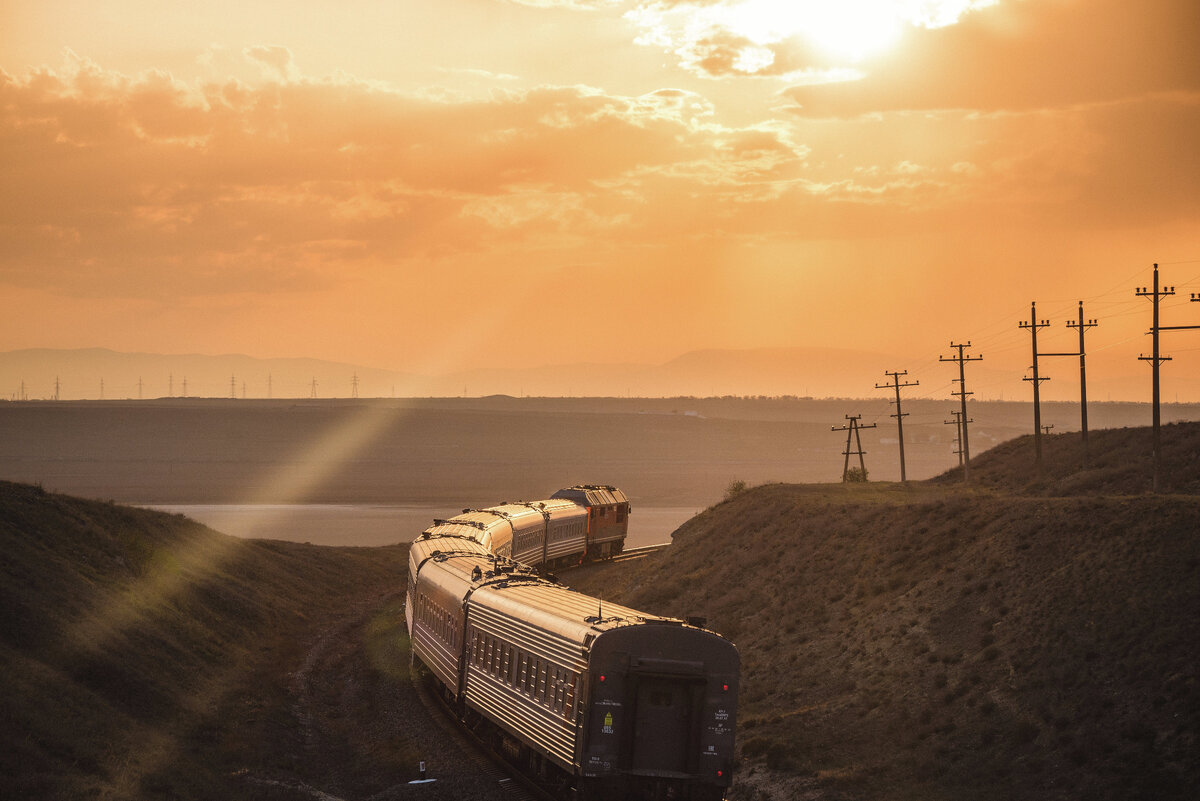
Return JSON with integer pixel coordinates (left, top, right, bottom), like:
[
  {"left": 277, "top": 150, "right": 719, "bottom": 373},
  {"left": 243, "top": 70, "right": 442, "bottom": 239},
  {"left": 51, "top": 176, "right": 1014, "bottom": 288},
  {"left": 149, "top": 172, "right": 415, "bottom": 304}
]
[{"left": 564, "top": 673, "right": 577, "bottom": 718}]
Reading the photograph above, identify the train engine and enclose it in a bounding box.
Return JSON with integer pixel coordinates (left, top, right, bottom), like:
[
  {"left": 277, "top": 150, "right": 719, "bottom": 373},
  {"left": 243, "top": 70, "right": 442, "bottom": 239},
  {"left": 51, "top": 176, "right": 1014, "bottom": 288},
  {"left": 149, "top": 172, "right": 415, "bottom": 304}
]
[{"left": 406, "top": 529, "right": 738, "bottom": 801}]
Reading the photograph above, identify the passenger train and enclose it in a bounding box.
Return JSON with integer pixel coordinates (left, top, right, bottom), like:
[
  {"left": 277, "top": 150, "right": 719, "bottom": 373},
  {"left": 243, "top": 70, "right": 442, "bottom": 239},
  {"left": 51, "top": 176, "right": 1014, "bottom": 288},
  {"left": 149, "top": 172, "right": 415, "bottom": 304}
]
[{"left": 406, "top": 485, "right": 739, "bottom": 801}]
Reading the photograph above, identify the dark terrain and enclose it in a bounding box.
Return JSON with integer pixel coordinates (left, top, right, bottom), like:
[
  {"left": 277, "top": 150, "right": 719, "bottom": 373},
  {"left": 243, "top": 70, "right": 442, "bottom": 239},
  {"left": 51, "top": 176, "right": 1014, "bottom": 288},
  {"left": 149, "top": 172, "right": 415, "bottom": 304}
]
[{"left": 2, "top": 421, "right": 1198, "bottom": 799}]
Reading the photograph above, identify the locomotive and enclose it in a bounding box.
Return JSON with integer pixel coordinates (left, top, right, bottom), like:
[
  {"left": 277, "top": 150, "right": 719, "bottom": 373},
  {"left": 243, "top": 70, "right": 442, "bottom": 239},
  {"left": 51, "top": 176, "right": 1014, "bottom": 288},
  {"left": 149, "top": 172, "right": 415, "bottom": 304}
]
[{"left": 405, "top": 486, "right": 739, "bottom": 801}]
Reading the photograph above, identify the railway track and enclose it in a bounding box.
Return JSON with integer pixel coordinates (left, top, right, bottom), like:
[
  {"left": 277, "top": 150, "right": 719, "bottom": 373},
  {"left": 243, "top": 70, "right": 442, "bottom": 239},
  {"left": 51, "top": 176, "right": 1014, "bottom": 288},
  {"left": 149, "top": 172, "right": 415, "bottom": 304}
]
[{"left": 606, "top": 542, "right": 669, "bottom": 564}]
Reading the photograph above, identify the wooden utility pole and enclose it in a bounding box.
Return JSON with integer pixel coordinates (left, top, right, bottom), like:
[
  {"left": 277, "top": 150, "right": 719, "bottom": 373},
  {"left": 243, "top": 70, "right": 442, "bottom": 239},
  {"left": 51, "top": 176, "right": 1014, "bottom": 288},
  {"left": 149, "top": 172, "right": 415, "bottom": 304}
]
[
  {"left": 1065, "top": 301, "right": 1098, "bottom": 468},
  {"left": 1019, "top": 302, "right": 1051, "bottom": 469},
  {"left": 940, "top": 342, "right": 981, "bottom": 482},
  {"left": 875, "top": 370, "right": 919, "bottom": 482},
  {"left": 832, "top": 415, "right": 877, "bottom": 482},
  {"left": 1137, "top": 264, "right": 1200, "bottom": 492},
  {"left": 944, "top": 409, "right": 968, "bottom": 467}
]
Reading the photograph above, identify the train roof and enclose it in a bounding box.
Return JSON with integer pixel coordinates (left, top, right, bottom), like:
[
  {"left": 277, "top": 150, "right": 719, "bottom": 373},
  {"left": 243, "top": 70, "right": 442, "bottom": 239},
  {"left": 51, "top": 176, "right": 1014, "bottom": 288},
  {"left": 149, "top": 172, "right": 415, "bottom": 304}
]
[
  {"left": 417, "top": 549, "right": 706, "bottom": 645},
  {"left": 551, "top": 485, "right": 629, "bottom": 506}
]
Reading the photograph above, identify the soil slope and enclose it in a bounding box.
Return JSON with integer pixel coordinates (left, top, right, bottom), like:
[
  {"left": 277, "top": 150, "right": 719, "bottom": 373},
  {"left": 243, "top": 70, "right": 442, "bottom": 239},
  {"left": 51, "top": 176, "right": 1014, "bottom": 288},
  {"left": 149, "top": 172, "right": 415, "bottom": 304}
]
[
  {"left": 0, "top": 481, "right": 505, "bottom": 800},
  {"left": 571, "top": 426, "right": 1200, "bottom": 800}
]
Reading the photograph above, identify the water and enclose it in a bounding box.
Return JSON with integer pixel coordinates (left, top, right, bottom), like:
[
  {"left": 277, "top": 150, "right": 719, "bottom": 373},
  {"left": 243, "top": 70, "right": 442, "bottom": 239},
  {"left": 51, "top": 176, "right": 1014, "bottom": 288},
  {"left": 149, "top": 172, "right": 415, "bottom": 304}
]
[{"left": 141, "top": 503, "right": 701, "bottom": 549}]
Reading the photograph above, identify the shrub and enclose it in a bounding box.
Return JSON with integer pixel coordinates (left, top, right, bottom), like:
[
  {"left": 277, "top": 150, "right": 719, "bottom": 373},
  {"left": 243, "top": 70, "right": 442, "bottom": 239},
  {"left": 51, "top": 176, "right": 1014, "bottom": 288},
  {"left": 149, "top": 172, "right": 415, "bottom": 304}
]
[
  {"left": 844, "top": 467, "right": 869, "bottom": 482},
  {"left": 725, "top": 479, "right": 749, "bottom": 500}
]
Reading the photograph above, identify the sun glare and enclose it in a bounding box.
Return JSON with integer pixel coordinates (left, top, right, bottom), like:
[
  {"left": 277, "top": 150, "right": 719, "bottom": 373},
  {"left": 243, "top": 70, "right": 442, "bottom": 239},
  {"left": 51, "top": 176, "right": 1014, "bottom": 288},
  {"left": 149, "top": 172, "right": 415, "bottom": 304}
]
[{"left": 699, "top": 0, "right": 997, "bottom": 64}]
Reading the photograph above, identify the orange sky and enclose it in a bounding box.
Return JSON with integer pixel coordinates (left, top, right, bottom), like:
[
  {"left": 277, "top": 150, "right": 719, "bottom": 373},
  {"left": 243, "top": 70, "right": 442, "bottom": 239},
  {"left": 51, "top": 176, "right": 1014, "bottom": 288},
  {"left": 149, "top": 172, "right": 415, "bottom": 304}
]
[{"left": 2, "top": 0, "right": 1199, "bottom": 400}]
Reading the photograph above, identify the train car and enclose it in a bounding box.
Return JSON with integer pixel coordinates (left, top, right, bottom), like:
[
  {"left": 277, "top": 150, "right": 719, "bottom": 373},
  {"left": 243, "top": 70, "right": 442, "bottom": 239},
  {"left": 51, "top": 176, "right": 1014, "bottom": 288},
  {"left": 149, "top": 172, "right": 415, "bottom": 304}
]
[
  {"left": 551, "top": 484, "right": 631, "bottom": 560},
  {"left": 407, "top": 542, "right": 738, "bottom": 801},
  {"left": 419, "top": 486, "right": 628, "bottom": 573}
]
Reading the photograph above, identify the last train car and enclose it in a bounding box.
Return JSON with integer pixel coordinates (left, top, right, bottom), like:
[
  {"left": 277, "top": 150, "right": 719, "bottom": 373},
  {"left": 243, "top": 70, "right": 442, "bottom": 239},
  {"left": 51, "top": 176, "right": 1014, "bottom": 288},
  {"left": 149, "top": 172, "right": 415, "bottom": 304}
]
[{"left": 407, "top": 545, "right": 738, "bottom": 801}]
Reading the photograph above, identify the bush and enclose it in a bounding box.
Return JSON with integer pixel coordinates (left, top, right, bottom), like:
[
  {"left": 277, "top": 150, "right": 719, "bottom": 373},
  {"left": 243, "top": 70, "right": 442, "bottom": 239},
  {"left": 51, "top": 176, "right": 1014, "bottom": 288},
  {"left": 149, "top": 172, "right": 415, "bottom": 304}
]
[
  {"left": 844, "top": 467, "right": 868, "bottom": 482},
  {"left": 725, "top": 479, "right": 749, "bottom": 500}
]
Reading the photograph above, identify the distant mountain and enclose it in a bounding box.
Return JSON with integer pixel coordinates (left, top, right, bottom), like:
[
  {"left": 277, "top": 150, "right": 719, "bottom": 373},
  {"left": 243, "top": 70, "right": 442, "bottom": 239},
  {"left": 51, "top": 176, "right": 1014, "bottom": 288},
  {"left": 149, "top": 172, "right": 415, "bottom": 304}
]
[{"left": 0, "top": 345, "right": 1169, "bottom": 401}]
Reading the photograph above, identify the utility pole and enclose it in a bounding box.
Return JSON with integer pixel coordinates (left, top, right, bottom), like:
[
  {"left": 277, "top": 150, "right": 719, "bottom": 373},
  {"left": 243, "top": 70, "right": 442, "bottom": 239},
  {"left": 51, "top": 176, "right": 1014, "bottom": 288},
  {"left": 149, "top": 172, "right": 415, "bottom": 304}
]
[
  {"left": 182, "top": 378, "right": 188, "bottom": 398},
  {"left": 138, "top": 377, "right": 143, "bottom": 400},
  {"left": 939, "top": 342, "right": 982, "bottom": 482},
  {"left": 169, "top": 373, "right": 174, "bottom": 398},
  {"left": 1137, "top": 264, "right": 1200, "bottom": 492},
  {"left": 1065, "top": 301, "right": 1098, "bottom": 468},
  {"left": 875, "top": 370, "right": 919, "bottom": 482},
  {"left": 231, "top": 374, "right": 236, "bottom": 399},
  {"left": 54, "top": 376, "right": 60, "bottom": 402},
  {"left": 310, "top": 377, "right": 318, "bottom": 399},
  {"left": 268, "top": 373, "right": 273, "bottom": 399},
  {"left": 1042, "top": 424, "right": 1054, "bottom": 435},
  {"left": 944, "top": 409, "right": 969, "bottom": 467},
  {"left": 100, "top": 378, "right": 105, "bottom": 400},
  {"left": 352, "top": 373, "right": 359, "bottom": 399},
  {"left": 832, "top": 415, "right": 877, "bottom": 482},
  {"left": 1018, "top": 302, "right": 1051, "bottom": 469}
]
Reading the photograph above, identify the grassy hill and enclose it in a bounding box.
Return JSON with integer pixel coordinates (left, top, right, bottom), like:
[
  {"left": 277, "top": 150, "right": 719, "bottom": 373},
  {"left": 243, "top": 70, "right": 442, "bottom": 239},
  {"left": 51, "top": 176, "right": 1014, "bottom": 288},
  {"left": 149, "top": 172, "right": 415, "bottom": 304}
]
[
  {"left": 0, "top": 481, "right": 410, "bottom": 800},
  {"left": 571, "top": 425, "right": 1200, "bottom": 800}
]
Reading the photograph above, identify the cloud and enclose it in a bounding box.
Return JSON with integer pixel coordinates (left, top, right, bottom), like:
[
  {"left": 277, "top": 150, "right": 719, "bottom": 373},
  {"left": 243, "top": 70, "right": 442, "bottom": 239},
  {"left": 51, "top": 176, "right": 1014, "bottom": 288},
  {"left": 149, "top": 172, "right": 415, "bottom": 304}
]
[
  {"left": 782, "top": 0, "right": 1200, "bottom": 115},
  {"left": 244, "top": 45, "right": 299, "bottom": 82},
  {"left": 0, "top": 56, "right": 810, "bottom": 299}
]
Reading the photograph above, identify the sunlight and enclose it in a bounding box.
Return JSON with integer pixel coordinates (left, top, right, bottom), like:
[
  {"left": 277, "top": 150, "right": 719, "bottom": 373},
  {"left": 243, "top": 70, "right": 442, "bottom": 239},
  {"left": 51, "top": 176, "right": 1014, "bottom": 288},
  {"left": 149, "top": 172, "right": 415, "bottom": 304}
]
[{"left": 652, "top": 0, "right": 998, "bottom": 65}]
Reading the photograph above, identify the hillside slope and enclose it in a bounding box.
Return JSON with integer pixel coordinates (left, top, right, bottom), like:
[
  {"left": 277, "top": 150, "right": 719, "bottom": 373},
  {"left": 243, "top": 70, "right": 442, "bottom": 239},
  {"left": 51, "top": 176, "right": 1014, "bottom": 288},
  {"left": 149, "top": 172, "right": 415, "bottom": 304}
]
[
  {"left": 0, "top": 481, "right": 411, "bottom": 800},
  {"left": 932, "top": 421, "right": 1200, "bottom": 495},
  {"left": 572, "top": 470, "right": 1200, "bottom": 799}
]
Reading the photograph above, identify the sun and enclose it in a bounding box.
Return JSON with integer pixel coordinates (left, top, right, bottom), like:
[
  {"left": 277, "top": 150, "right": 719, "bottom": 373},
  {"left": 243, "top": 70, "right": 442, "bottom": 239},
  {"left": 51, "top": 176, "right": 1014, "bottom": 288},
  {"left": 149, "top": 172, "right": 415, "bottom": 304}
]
[
  {"left": 698, "top": 0, "right": 996, "bottom": 64},
  {"left": 723, "top": 0, "right": 902, "bottom": 62}
]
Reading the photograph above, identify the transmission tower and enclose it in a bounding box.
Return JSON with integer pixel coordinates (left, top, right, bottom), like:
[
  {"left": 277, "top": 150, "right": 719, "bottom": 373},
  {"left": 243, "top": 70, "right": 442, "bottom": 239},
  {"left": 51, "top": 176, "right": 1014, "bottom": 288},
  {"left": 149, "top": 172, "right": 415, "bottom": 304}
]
[
  {"left": 875, "top": 370, "right": 919, "bottom": 482},
  {"left": 230, "top": 374, "right": 236, "bottom": 399},
  {"left": 100, "top": 378, "right": 105, "bottom": 400},
  {"left": 1018, "top": 302, "right": 1051, "bottom": 468},
  {"left": 1137, "top": 264, "right": 1200, "bottom": 492},
  {"left": 939, "top": 342, "right": 982, "bottom": 482},
  {"left": 832, "top": 415, "right": 877, "bottom": 482},
  {"left": 310, "top": 377, "right": 318, "bottom": 398}
]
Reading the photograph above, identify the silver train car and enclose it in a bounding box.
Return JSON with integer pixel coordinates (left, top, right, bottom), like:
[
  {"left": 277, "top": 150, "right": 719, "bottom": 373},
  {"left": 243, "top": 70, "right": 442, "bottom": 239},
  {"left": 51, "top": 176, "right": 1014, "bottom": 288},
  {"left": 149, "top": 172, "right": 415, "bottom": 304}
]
[
  {"left": 421, "top": 485, "right": 631, "bottom": 571},
  {"left": 406, "top": 491, "right": 738, "bottom": 801}
]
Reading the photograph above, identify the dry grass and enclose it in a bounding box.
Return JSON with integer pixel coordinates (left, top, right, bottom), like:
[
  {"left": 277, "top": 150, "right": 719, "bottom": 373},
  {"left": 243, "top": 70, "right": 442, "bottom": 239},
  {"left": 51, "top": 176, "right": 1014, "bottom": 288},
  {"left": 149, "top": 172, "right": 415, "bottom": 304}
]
[
  {"left": 570, "top": 426, "right": 1200, "bottom": 801},
  {"left": 0, "top": 480, "right": 409, "bottom": 800}
]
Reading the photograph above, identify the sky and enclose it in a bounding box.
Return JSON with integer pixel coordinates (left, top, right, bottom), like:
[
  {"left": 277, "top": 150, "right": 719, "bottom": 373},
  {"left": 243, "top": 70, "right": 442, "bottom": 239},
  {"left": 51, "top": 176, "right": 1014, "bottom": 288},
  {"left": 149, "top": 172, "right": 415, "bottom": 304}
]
[{"left": 2, "top": 0, "right": 1200, "bottom": 400}]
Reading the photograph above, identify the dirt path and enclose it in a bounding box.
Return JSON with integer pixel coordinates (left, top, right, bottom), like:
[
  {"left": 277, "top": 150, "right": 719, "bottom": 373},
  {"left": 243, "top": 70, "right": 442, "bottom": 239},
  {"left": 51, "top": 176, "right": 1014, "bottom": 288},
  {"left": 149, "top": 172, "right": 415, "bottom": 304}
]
[{"left": 233, "top": 588, "right": 513, "bottom": 801}]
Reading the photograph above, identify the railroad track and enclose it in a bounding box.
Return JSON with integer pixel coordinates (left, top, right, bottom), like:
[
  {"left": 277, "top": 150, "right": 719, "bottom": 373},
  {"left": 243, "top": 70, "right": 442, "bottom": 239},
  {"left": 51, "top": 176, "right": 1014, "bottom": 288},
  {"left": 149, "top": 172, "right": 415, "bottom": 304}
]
[{"left": 606, "top": 542, "right": 669, "bottom": 563}]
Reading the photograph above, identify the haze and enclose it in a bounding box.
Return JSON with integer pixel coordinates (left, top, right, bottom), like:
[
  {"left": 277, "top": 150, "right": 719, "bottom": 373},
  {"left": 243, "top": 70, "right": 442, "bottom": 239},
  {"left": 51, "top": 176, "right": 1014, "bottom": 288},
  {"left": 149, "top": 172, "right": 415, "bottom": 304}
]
[{"left": 2, "top": 1, "right": 1199, "bottom": 400}]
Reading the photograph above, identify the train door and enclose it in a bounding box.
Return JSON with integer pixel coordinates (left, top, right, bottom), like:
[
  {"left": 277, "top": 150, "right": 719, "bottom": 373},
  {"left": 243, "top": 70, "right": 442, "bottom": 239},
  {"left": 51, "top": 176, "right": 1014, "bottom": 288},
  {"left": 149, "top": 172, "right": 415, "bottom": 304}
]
[{"left": 631, "top": 678, "right": 693, "bottom": 773}]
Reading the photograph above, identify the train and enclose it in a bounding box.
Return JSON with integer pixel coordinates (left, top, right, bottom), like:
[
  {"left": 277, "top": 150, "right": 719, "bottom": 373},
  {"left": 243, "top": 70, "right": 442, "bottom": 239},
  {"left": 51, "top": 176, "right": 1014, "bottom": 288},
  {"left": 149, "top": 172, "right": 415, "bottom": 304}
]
[{"left": 405, "top": 485, "right": 739, "bottom": 801}]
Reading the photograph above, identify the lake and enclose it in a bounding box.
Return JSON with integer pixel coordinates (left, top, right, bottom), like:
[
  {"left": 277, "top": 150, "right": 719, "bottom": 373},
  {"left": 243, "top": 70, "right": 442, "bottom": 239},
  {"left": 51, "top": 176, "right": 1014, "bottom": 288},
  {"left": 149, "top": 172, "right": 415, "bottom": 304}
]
[{"left": 141, "top": 503, "right": 703, "bottom": 549}]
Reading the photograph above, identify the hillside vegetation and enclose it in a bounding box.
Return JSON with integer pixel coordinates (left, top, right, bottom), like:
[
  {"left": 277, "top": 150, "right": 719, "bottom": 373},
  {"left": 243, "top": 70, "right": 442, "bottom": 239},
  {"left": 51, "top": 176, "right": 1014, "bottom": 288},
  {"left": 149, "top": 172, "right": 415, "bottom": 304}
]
[
  {"left": 0, "top": 481, "right": 410, "bottom": 800},
  {"left": 571, "top": 424, "right": 1200, "bottom": 801}
]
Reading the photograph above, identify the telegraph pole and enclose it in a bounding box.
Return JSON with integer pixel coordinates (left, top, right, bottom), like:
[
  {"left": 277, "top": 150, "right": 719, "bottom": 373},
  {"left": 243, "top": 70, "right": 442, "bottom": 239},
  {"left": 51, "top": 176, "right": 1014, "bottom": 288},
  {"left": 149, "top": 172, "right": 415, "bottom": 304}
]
[
  {"left": 944, "top": 409, "right": 969, "bottom": 467},
  {"left": 54, "top": 376, "right": 61, "bottom": 402},
  {"left": 1137, "top": 264, "right": 1200, "bottom": 492},
  {"left": 940, "top": 342, "right": 982, "bottom": 482},
  {"left": 352, "top": 373, "right": 360, "bottom": 399},
  {"left": 875, "top": 370, "right": 919, "bottom": 482},
  {"left": 1019, "top": 302, "right": 1051, "bottom": 468},
  {"left": 832, "top": 415, "right": 876, "bottom": 481},
  {"left": 1065, "top": 301, "right": 1098, "bottom": 468}
]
